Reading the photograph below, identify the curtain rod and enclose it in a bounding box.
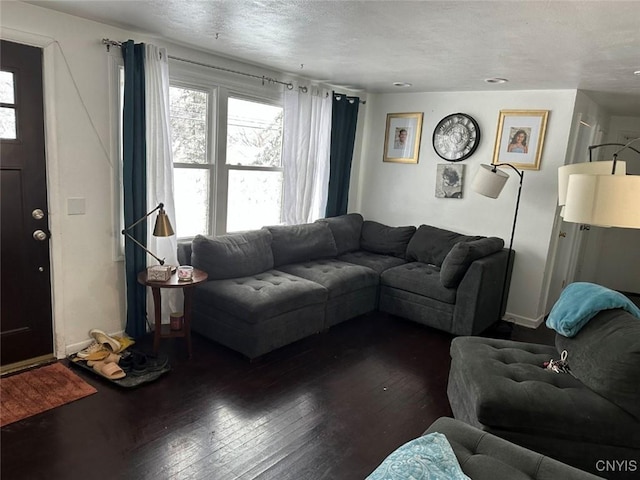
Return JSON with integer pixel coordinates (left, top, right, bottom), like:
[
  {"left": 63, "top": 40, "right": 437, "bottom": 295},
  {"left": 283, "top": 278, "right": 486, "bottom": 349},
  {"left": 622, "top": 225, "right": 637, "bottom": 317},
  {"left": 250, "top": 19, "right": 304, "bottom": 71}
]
[
  {"left": 102, "top": 38, "right": 365, "bottom": 103},
  {"left": 103, "top": 38, "right": 296, "bottom": 90}
]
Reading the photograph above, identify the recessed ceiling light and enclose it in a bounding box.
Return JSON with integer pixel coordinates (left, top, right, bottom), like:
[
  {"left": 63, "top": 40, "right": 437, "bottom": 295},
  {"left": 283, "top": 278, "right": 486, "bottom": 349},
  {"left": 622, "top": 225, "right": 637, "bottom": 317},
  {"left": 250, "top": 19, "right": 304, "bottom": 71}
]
[
  {"left": 634, "top": 70, "right": 640, "bottom": 76},
  {"left": 393, "top": 82, "right": 412, "bottom": 87},
  {"left": 485, "top": 78, "right": 509, "bottom": 84}
]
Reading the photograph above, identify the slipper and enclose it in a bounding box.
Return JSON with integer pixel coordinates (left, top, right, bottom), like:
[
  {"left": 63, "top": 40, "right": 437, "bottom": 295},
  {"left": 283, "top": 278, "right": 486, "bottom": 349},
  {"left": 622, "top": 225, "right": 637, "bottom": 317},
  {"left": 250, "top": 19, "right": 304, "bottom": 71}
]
[
  {"left": 89, "top": 360, "right": 126, "bottom": 380},
  {"left": 89, "top": 329, "right": 121, "bottom": 353}
]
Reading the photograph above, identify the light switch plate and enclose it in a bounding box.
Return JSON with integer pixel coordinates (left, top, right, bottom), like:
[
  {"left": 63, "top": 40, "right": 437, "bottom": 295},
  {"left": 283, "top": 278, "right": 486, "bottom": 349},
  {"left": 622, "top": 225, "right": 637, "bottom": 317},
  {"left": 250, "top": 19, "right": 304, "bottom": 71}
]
[{"left": 67, "top": 197, "right": 86, "bottom": 215}]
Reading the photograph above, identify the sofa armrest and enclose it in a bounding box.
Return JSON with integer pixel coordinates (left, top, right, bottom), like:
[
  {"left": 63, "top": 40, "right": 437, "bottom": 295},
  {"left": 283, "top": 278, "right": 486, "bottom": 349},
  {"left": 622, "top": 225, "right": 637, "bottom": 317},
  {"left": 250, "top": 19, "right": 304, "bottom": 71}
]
[{"left": 451, "top": 248, "right": 512, "bottom": 335}]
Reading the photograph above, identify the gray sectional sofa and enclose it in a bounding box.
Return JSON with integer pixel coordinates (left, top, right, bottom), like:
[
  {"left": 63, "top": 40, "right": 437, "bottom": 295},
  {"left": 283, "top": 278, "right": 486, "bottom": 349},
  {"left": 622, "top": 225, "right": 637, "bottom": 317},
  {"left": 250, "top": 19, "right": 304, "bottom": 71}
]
[
  {"left": 424, "top": 417, "right": 603, "bottom": 480},
  {"left": 177, "top": 213, "right": 511, "bottom": 359},
  {"left": 447, "top": 308, "right": 640, "bottom": 479}
]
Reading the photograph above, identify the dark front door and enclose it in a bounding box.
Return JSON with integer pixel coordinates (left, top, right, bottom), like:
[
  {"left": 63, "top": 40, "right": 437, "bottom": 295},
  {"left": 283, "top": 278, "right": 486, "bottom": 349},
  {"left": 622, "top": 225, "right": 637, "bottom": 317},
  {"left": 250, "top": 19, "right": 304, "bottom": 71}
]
[{"left": 1, "top": 40, "right": 54, "bottom": 366}]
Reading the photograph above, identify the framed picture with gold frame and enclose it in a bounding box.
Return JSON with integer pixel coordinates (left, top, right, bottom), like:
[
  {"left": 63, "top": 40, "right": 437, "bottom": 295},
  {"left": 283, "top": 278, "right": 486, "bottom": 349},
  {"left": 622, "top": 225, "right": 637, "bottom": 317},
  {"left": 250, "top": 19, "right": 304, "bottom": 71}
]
[
  {"left": 383, "top": 112, "right": 424, "bottom": 163},
  {"left": 492, "top": 110, "right": 549, "bottom": 170}
]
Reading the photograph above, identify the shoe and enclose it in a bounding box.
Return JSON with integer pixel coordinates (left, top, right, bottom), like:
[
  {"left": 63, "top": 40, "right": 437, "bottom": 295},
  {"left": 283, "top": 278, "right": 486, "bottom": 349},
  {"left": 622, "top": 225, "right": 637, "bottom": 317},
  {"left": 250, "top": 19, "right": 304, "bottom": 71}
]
[
  {"left": 77, "top": 342, "right": 108, "bottom": 360},
  {"left": 128, "top": 350, "right": 169, "bottom": 375},
  {"left": 89, "top": 329, "right": 121, "bottom": 352}
]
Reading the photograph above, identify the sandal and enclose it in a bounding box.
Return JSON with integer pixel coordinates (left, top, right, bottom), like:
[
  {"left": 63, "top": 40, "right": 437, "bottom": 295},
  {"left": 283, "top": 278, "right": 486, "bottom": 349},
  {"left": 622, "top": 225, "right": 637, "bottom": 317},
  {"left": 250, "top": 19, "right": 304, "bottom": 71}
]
[
  {"left": 89, "top": 329, "right": 121, "bottom": 353},
  {"left": 88, "top": 360, "right": 126, "bottom": 380}
]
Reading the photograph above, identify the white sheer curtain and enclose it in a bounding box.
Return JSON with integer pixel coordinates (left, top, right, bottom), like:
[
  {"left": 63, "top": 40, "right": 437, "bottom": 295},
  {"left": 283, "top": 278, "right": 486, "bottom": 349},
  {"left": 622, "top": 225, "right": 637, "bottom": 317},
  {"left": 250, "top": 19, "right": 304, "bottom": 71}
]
[
  {"left": 282, "top": 86, "right": 332, "bottom": 224},
  {"left": 144, "top": 44, "right": 180, "bottom": 323}
]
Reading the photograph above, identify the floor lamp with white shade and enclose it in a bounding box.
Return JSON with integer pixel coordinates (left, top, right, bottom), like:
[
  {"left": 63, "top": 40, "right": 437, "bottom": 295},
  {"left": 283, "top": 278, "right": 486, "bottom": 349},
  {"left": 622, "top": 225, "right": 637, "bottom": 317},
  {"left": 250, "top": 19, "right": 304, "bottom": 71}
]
[
  {"left": 471, "top": 163, "right": 524, "bottom": 324},
  {"left": 560, "top": 139, "right": 640, "bottom": 229}
]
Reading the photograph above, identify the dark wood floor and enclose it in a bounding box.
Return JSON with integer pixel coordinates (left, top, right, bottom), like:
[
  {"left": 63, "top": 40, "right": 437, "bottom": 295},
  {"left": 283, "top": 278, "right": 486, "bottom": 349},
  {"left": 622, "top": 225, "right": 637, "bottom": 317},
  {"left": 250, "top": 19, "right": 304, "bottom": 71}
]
[{"left": 0, "top": 312, "right": 553, "bottom": 480}]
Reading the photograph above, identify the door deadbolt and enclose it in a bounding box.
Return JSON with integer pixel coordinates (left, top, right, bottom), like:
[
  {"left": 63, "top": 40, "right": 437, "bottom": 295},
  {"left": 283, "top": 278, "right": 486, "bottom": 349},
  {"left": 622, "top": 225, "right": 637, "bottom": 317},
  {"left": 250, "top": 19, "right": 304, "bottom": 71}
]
[
  {"left": 33, "top": 230, "right": 48, "bottom": 241},
  {"left": 32, "top": 209, "right": 45, "bottom": 220}
]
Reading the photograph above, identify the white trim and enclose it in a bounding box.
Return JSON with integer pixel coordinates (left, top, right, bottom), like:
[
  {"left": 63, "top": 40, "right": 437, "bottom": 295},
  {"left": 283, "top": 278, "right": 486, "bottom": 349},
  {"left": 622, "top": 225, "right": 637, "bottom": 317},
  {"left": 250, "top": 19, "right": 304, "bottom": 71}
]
[
  {"left": 504, "top": 312, "right": 545, "bottom": 329},
  {"left": 43, "top": 43, "right": 66, "bottom": 359}
]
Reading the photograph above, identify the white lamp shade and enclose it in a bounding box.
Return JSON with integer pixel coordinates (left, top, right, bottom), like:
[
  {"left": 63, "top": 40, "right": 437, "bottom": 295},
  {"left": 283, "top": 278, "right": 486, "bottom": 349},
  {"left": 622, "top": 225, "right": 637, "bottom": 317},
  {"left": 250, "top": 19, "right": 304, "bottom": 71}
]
[
  {"left": 472, "top": 164, "right": 509, "bottom": 198},
  {"left": 563, "top": 174, "right": 640, "bottom": 228},
  {"left": 558, "top": 161, "right": 626, "bottom": 206}
]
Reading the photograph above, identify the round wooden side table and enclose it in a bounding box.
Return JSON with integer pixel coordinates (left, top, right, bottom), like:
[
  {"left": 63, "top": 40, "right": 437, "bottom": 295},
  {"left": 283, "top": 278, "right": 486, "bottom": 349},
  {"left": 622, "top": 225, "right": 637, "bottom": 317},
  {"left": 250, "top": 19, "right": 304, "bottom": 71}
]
[{"left": 137, "top": 268, "right": 208, "bottom": 358}]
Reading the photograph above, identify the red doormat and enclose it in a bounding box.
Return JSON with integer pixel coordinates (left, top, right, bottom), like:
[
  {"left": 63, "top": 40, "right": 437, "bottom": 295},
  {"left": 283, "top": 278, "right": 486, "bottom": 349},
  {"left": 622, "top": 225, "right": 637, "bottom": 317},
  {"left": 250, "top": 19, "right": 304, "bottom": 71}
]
[{"left": 1, "top": 362, "right": 97, "bottom": 427}]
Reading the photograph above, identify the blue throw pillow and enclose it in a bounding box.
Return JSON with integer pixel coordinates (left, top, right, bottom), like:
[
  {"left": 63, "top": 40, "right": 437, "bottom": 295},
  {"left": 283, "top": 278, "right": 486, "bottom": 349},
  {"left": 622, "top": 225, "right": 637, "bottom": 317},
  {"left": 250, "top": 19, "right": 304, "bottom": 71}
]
[
  {"left": 547, "top": 282, "right": 640, "bottom": 337},
  {"left": 366, "top": 432, "right": 470, "bottom": 480}
]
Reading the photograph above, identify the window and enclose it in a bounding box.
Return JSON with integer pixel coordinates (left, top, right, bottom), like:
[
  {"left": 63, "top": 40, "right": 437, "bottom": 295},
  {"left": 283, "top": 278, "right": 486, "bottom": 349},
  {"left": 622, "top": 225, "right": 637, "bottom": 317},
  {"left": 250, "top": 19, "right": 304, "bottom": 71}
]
[
  {"left": 167, "top": 69, "right": 284, "bottom": 239},
  {"left": 225, "top": 97, "right": 283, "bottom": 232},
  {"left": 0, "top": 70, "right": 17, "bottom": 139},
  {"left": 169, "top": 85, "right": 214, "bottom": 238},
  {"left": 112, "top": 61, "right": 285, "bottom": 242}
]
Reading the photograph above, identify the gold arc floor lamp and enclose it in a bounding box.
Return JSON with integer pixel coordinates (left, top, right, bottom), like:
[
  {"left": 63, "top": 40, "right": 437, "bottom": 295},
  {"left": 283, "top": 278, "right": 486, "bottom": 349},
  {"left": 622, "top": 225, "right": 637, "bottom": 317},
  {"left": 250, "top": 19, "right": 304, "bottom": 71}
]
[
  {"left": 471, "top": 163, "right": 524, "bottom": 322},
  {"left": 121, "top": 203, "right": 175, "bottom": 265},
  {"left": 559, "top": 138, "right": 640, "bottom": 229}
]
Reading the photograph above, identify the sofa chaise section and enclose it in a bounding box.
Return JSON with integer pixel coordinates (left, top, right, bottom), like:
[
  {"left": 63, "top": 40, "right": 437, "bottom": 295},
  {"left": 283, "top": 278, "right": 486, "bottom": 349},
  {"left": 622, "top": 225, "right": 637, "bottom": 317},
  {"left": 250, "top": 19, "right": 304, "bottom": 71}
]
[
  {"left": 187, "top": 229, "right": 328, "bottom": 359},
  {"left": 447, "top": 309, "right": 640, "bottom": 479}
]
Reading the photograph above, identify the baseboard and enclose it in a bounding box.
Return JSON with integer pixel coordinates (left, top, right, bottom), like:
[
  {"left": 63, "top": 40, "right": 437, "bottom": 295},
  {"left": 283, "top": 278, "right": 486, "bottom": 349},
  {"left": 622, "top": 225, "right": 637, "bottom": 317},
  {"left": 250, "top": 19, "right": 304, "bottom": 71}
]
[
  {"left": 62, "top": 329, "right": 126, "bottom": 359},
  {"left": 503, "top": 313, "right": 545, "bottom": 329}
]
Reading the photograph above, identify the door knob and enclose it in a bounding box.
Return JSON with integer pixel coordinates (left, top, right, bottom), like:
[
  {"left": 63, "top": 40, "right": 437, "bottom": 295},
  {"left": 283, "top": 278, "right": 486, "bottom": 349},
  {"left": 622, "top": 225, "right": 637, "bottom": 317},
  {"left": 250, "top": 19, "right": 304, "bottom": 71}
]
[
  {"left": 33, "top": 230, "right": 48, "bottom": 241},
  {"left": 559, "top": 231, "right": 567, "bottom": 238}
]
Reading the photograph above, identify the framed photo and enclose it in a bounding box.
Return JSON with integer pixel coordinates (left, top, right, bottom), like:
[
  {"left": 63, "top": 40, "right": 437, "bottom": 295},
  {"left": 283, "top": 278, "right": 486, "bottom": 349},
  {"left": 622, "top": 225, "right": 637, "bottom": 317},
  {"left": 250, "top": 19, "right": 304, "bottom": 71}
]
[
  {"left": 492, "top": 110, "right": 549, "bottom": 170},
  {"left": 435, "top": 164, "right": 464, "bottom": 198},
  {"left": 383, "top": 112, "right": 424, "bottom": 163}
]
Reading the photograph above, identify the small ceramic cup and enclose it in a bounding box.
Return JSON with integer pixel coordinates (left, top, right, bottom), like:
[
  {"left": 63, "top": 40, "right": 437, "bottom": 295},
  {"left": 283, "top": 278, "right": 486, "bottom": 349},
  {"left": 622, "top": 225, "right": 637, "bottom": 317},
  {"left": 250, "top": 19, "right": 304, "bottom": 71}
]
[{"left": 177, "top": 265, "right": 194, "bottom": 282}]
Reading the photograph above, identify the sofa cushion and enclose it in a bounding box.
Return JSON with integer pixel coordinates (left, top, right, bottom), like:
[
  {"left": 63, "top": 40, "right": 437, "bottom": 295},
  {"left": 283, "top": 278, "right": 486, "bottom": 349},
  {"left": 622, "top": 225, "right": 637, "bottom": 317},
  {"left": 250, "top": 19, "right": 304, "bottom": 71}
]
[
  {"left": 360, "top": 221, "right": 416, "bottom": 258},
  {"left": 266, "top": 222, "right": 338, "bottom": 267},
  {"left": 316, "top": 213, "right": 363, "bottom": 255},
  {"left": 192, "top": 230, "right": 273, "bottom": 280},
  {"left": 277, "top": 259, "right": 378, "bottom": 298},
  {"left": 338, "top": 250, "right": 407, "bottom": 274},
  {"left": 440, "top": 237, "right": 505, "bottom": 288},
  {"left": 193, "top": 270, "right": 328, "bottom": 323},
  {"left": 381, "top": 262, "right": 456, "bottom": 304},
  {"left": 406, "top": 225, "right": 482, "bottom": 267},
  {"left": 556, "top": 308, "right": 640, "bottom": 420}
]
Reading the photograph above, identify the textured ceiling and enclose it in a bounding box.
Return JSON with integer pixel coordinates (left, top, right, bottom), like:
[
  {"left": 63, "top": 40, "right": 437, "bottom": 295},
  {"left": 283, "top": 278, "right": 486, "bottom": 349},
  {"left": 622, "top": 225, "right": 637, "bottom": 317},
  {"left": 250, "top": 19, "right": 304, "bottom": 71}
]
[{"left": 24, "top": 0, "right": 640, "bottom": 116}]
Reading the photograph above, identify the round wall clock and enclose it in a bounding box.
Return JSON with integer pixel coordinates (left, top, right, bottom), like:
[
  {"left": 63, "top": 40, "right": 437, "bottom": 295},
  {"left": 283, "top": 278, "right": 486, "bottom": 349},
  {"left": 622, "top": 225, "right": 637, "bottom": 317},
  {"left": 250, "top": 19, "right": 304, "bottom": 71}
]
[{"left": 433, "top": 113, "right": 480, "bottom": 162}]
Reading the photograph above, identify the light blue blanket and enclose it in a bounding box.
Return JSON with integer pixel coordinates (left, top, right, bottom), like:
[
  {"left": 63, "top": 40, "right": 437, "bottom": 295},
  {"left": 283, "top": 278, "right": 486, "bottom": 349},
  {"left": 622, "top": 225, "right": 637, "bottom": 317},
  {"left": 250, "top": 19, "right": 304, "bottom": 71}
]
[
  {"left": 366, "top": 432, "right": 470, "bottom": 480},
  {"left": 546, "top": 282, "right": 640, "bottom": 337}
]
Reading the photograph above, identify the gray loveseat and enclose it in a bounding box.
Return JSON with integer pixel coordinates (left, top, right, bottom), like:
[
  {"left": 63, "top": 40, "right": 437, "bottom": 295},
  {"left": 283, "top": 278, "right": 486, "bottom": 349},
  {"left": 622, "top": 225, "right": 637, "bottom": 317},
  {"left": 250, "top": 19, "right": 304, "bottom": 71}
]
[
  {"left": 447, "top": 308, "right": 640, "bottom": 479},
  {"left": 177, "top": 213, "right": 511, "bottom": 359}
]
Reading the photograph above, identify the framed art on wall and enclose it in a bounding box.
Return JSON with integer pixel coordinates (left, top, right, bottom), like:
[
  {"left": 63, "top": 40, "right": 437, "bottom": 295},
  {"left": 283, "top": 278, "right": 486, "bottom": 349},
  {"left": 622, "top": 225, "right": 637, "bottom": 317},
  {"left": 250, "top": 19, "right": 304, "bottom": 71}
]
[
  {"left": 492, "top": 110, "right": 549, "bottom": 170},
  {"left": 383, "top": 112, "right": 424, "bottom": 163},
  {"left": 435, "top": 164, "right": 464, "bottom": 198}
]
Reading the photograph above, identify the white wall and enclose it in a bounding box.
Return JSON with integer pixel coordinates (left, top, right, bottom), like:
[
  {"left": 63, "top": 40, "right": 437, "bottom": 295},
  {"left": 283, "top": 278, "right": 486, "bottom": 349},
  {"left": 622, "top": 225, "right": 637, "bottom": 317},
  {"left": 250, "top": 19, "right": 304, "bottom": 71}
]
[{"left": 351, "top": 90, "right": 577, "bottom": 325}]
